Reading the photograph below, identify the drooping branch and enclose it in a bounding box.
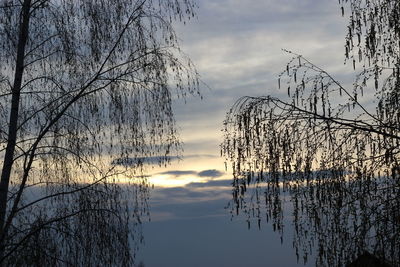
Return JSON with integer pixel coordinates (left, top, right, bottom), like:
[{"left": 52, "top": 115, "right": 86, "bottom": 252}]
[
  {"left": 223, "top": 38, "right": 400, "bottom": 267},
  {"left": 0, "top": 0, "right": 199, "bottom": 265}
]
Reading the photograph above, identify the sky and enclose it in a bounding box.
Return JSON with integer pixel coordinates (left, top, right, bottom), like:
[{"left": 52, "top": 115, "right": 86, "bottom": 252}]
[{"left": 136, "top": 1, "right": 353, "bottom": 266}]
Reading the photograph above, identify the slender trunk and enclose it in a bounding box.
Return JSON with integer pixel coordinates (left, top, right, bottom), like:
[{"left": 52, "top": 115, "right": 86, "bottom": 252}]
[{"left": 0, "top": 0, "right": 31, "bottom": 260}]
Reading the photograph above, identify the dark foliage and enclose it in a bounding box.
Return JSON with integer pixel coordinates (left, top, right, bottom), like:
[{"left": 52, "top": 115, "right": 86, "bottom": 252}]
[
  {"left": 0, "top": 0, "right": 198, "bottom": 265},
  {"left": 222, "top": 1, "right": 400, "bottom": 266}
]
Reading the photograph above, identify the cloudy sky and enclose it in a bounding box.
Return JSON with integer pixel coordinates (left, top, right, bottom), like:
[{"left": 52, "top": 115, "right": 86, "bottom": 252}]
[{"left": 137, "top": 1, "right": 354, "bottom": 266}]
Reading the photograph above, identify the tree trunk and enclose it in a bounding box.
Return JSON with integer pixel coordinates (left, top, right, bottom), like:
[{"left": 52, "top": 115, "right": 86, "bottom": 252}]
[{"left": 0, "top": 0, "right": 31, "bottom": 260}]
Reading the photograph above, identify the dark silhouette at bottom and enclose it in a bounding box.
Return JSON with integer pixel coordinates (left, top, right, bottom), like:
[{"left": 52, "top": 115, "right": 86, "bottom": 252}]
[{"left": 347, "top": 252, "right": 392, "bottom": 267}]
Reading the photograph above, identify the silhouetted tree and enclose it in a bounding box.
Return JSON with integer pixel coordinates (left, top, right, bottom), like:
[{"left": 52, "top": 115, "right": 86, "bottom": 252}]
[
  {"left": 222, "top": 1, "right": 399, "bottom": 266},
  {"left": 0, "top": 0, "right": 198, "bottom": 265}
]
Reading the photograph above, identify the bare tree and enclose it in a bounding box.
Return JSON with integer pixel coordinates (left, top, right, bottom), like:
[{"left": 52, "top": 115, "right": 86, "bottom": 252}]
[
  {"left": 222, "top": 1, "right": 399, "bottom": 266},
  {"left": 0, "top": 0, "right": 198, "bottom": 265}
]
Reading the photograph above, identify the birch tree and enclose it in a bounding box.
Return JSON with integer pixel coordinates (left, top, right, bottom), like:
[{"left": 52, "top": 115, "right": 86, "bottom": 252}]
[
  {"left": 222, "top": 1, "right": 400, "bottom": 266},
  {"left": 0, "top": 0, "right": 198, "bottom": 265}
]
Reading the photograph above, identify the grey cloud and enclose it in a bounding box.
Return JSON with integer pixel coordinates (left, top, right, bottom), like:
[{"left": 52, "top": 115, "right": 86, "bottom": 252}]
[
  {"left": 111, "top": 154, "right": 217, "bottom": 167},
  {"left": 172, "top": 0, "right": 349, "bottom": 143},
  {"left": 158, "top": 170, "right": 197, "bottom": 176},
  {"left": 155, "top": 169, "right": 225, "bottom": 178},
  {"left": 186, "top": 180, "right": 231, "bottom": 188},
  {"left": 149, "top": 198, "right": 228, "bottom": 222},
  {"left": 153, "top": 187, "right": 208, "bottom": 199},
  {"left": 198, "top": 169, "right": 224, "bottom": 178},
  {"left": 150, "top": 184, "right": 232, "bottom": 208}
]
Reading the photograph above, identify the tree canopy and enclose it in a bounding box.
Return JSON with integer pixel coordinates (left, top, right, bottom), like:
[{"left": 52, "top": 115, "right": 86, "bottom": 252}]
[
  {"left": 0, "top": 0, "right": 198, "bottom": 265},
  {"left": 222, "top": 1, "right": 400, "bottom": 266}
]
